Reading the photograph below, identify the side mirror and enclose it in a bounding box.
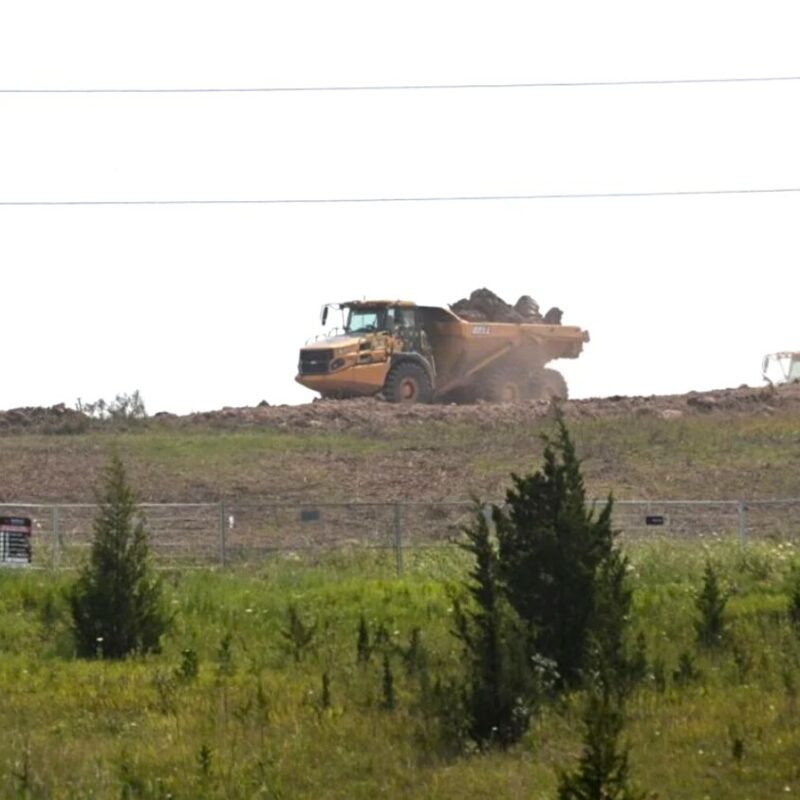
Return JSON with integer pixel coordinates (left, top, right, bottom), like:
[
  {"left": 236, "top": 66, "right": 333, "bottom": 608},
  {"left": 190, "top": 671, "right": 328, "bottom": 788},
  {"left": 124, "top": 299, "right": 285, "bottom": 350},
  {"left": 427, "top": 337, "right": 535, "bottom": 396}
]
[{"left": 321, "top": 306, "right": 329, "bottom": 326}]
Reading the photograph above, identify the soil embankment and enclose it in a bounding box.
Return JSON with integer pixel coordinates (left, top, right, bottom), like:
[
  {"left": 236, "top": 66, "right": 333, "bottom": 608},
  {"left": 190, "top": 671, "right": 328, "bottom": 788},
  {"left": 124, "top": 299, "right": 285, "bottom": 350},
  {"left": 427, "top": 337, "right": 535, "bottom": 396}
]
[{"left": 0, "top": 383, "right": 798, "bottom": 504}]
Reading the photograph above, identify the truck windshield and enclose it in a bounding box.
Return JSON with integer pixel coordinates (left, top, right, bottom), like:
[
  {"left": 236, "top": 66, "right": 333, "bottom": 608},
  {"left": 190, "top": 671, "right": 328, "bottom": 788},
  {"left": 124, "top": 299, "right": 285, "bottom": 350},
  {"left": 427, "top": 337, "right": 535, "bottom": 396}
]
[{"left": 345, "top": 307, "right": 387, "bottom": 334}]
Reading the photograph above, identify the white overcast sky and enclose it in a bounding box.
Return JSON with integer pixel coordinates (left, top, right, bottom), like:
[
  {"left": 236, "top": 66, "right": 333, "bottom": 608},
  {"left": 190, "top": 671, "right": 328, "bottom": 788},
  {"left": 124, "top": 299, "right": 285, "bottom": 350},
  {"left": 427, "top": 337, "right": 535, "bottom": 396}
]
[{"left": 1, "top": 1, "right": 799, "bottom": 413}]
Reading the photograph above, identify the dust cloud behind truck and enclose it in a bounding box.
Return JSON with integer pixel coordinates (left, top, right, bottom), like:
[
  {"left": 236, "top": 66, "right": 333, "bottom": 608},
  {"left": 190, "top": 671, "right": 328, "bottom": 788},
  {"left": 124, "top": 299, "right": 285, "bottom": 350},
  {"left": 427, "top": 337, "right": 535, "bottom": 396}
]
[{"left": 296, "top": 290, "right": 589, "bottom": 404}]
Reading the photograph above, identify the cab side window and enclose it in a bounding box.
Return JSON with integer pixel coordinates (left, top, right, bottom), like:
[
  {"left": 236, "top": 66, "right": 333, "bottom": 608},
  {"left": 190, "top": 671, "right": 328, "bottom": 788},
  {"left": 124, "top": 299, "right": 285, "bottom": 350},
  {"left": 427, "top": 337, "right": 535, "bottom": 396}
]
[{"left": 396, "top": 308, "right": 415, "bottom": 329}]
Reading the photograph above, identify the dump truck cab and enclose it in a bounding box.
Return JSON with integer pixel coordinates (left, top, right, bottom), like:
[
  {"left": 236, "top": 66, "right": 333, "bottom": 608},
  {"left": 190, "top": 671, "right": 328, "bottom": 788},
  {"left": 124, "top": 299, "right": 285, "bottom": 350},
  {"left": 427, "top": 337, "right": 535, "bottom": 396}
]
[{"left": 297, "top": 301, "right": 435, "bottom": 401}]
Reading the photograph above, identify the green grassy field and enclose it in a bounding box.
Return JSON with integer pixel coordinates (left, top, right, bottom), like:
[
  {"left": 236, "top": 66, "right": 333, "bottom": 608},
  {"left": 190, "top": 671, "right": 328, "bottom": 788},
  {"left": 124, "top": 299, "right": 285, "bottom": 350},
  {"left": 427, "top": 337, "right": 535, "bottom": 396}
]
[{"left": 2, "top": 540, "right": 800, "bottom": 799}]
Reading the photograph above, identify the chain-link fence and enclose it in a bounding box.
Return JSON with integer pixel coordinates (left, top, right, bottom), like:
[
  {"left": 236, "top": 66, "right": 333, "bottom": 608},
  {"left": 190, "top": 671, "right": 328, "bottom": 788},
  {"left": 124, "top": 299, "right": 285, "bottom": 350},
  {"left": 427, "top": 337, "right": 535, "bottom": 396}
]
[
  {"left": 212, "top": 501, "right": 476, "bottom": 571},
  {"left": 2, "top": 498, "right": 800, "bottom": 572},
  {"left": 0, "top": 503, "right": 222, "bottom": 569}
]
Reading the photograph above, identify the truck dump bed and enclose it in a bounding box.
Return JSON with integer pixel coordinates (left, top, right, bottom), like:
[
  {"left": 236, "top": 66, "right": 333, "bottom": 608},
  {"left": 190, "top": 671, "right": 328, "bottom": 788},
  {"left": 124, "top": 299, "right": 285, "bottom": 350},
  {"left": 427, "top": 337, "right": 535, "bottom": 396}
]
[{"left": 419, "top": 306, "right": 589, "bottom": 397}]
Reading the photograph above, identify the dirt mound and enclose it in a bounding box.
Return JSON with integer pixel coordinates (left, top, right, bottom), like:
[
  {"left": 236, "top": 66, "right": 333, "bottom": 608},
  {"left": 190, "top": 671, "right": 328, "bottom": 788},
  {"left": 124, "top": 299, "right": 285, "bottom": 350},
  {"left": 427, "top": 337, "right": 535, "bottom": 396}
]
[
  {"left": 159, "top": 382, "right": 799, "bottom": 434},
  {"left": 2, "top": 384, "right": 796, "bottom": 438},
  {"left": 0, "top": 404, "right": 89, "bottom": 433}
]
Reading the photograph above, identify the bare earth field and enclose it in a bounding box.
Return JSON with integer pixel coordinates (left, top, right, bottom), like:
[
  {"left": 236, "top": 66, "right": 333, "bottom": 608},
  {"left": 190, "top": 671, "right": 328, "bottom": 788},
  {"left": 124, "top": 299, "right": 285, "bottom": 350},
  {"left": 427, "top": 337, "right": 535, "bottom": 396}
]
[{"left": 1, "top": 383, "right": 799, "bottom": 505}]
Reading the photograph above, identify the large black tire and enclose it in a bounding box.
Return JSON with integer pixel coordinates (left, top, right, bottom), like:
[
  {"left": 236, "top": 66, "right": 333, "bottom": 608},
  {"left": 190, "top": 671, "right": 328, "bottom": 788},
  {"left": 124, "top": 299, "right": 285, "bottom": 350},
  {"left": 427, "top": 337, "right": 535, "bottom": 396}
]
[
  {"left": 531, "top": 368, "right": 568, "bottom": 400},
  {"left": 383, "top": 361, "right": 433, "bottom": 404},
  {"left": 477, "top": 364, "right": 529, "bottom": 403}
]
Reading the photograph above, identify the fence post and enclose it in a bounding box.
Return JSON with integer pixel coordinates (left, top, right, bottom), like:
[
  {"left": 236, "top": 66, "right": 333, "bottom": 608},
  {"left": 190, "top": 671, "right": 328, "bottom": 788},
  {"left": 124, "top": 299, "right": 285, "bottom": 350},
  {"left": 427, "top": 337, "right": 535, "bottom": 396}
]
[
  {"left": 737, "top": 501, "right": 747, "bottom": 545},
  {"left": 218, "top": 502, "right": 227, "bottom": 567},
  {"left": 51, "top": 505, "right": 60, "bottom": 570},
  {"left": 393, "top": 503, "right": 404, "bottom": 577}
]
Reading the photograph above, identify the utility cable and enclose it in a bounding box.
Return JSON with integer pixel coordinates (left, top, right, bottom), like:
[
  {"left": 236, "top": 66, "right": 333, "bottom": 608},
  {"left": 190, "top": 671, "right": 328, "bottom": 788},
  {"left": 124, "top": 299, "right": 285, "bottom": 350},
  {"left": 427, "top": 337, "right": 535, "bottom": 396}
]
[
  {"left": 1, "top": 75, "right": 800, "bottom": 94},
  {"left": 2, "top": 187, "right": 800, "bottom": 207}
]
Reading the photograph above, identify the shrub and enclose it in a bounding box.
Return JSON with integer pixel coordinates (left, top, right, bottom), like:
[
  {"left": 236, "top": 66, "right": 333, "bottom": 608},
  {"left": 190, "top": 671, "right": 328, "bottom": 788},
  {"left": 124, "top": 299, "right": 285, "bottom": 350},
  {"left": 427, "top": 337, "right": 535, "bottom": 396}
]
[
  {"left": 403, "top": 627, "right": 426, "bottom": 676},
  {"left": 381, "top": 654, "right": 396, "bottom": 711},
  {"left": 176, "top": 647, "right": 199, "bottom": 682},
  {"left": 356, "top": 614, "right": 371, "bottom": 665},
  {"left": 695, "top": 560, "right": 728, "bottom": 648},
  {"left": 321, "top": 672, "right": 332, "bottom": 710},
  {"left": 673, "top": 650, "right": 703, "bottom": 686},
  {"left": 557, "top": 680, "right": 644, "bottom": 800},
  {"left": 75, "top": 391, "right": 148, "bottom": 426},
  {"left": 493, "top": 414, "right": 629, "bottom": 689},
  {"left": 786, "top": 564, "right": 800, "bottom": 634},
  {"left": 590, "top": 546, "right": 639, "bottom": 698},
  {"left": 281, "top": 605, "right": 317, "bottom": 662},
  {"left": 453, "top": 415, "right": 635, "bottom": 748},
  {"left": 453, "top": 500, "right": 537, "bottom": 748},
  {"left": 68, "top": 453, "right": 168, "bottom": 658}
]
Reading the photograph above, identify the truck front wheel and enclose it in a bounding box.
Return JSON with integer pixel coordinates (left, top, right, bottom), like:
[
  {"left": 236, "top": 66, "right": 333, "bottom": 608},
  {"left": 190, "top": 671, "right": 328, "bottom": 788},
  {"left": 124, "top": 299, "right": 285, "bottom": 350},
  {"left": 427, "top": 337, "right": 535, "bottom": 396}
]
[{"left": 384, "top": 362, "right": 433, "bottom": 404}]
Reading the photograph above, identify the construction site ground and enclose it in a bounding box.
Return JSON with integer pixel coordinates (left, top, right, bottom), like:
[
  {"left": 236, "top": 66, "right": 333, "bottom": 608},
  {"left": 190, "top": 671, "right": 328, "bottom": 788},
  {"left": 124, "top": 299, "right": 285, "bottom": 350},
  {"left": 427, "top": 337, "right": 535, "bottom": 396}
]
[{"left": 1, "top": 383, "right": 799, "bottom": 506}]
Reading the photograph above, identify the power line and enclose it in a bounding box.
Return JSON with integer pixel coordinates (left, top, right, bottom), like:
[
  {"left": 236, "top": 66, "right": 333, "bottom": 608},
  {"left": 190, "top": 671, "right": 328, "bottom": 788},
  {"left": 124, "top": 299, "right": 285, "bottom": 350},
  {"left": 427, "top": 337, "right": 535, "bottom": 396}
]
[
  {"left": 2, "top": 75, "right": 800, "bottom": 95},
  {"left": 2, "top": 187, "right": 800, "bottom": 207}
]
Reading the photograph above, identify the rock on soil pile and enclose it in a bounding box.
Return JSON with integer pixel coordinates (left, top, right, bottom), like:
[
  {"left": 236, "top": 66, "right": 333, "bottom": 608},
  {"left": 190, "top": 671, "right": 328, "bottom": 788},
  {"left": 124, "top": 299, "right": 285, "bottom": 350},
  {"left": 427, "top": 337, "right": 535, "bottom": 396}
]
[{"left": 0, "top": 404, "right": 88, "bottom": 433}]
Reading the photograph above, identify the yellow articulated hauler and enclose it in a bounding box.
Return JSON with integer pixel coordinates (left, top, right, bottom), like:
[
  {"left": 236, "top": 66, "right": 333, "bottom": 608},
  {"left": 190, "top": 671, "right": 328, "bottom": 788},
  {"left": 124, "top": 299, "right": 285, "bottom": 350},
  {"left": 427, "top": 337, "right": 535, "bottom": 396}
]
[{"left": 296, "top": 300, "right": 589, "bottom": 404}]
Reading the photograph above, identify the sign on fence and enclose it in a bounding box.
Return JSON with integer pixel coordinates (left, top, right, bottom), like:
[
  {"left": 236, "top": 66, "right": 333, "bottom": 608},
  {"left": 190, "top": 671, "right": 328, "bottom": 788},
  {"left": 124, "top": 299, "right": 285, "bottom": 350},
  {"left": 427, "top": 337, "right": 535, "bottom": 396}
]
[{"left": 0, "top": 516, "right": 32, "bottom": 566}]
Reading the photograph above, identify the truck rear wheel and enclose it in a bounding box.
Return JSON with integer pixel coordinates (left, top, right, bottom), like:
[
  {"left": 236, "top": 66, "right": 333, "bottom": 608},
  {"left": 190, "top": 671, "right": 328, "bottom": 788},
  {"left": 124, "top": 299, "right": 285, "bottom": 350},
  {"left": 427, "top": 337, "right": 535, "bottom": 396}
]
[
  {"left": 384, "top": 362, "right": 433, "bottom": 404},
  {"left": 531, "top": 368, "right": 568, "bottom": 400},
  {"left": 478, "top": 365, "right": 528, "bottom": 403}
]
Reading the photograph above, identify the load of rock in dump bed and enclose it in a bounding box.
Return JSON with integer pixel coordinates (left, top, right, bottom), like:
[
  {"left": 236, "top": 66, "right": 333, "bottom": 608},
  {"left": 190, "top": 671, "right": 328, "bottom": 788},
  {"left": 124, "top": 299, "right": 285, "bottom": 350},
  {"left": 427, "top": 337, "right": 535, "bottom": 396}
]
[{"left": 449, "top": 288, "right": 562, "bottom": 324}]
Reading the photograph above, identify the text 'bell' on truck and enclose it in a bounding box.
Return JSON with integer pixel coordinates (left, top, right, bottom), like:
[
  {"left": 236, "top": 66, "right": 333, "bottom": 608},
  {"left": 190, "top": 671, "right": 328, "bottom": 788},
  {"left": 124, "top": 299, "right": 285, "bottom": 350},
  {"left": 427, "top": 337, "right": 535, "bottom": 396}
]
[{"left": 296, "top": 298, "right": 589, "bottom": 404}]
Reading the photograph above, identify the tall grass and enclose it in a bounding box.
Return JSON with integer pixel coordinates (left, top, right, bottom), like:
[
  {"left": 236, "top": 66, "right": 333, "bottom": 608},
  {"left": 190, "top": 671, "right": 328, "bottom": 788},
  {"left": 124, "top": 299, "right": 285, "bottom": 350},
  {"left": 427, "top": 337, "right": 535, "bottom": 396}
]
[{"left": 2, "top": 539, "right": 800, "bottom": 797}]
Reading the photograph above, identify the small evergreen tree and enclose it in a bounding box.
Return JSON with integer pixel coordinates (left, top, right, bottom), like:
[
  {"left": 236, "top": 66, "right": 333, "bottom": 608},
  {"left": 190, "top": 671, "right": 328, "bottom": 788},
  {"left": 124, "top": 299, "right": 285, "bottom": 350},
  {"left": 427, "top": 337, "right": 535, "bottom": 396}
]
[
  {"left": 403, "top": 627, "right": 425, "bottom": 676},
  {"left": 452, "top": 415, "right": 636, "bottom": 751},
  {"left": 695, "top": 560, "right": 728, "bottom": 648},
  {"left": 558, "top": 541, "right": 643, "bottom": 798},
  {"left": 381, "top": 654, "right": 396, "bottom": 711},
  {"left": 356, "top": 614, "right": 371, "bottom": 665},
  {"left": 786, "top": 565, "right": 800, "bottom": 634},
  {"left": 321, "top": 671, "right": 332, "bottom": 710},
  {"left": 453, "top": 501, "right": 536, "bottom": 748},
  {"left": 673, "top": 651, "right": 702, "bottom": 686},
  {"left": 557, "top": 682, "right": 643, "bottom": 800},
  {"left": 68, "top": 453, "right": 167, "bottom": 658},
  {"left": 493, "top": 414, "right": 622, "bottom": 688},
  {"left": 590, "top": 547, "right": 635, "bottom": 695},
  {"left": 281, "top": 605, "right": 317, "bottom": 662}
]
